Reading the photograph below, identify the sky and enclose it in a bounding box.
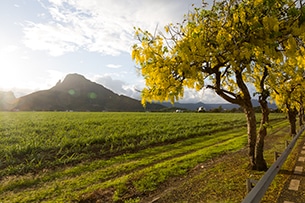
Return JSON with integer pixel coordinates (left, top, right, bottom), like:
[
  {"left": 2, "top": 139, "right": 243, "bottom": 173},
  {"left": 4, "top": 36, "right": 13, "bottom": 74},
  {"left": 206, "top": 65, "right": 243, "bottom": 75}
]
[{"left": 0, "top": 0, "right": 227, "bottom": 103}]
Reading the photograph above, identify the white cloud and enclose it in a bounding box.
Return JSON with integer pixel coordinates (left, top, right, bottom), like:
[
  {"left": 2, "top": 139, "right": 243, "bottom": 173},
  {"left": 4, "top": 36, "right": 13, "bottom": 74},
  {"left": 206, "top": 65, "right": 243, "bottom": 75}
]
[
  {"left": 23, "top": 21, "right": 89, "bottom": 56},
  {"left": 90, "top": 74, "right": 227, "bottom": 104},
  {"left": 45, "top": 70, "right": 67, "bottom": 88},
  {"left": 23, "top": 0, "right": 203, "bottom": 56},
  {"left": 106, "top": 64, "right": 122, "bottom": 69},
  {"left": 3, "top": 87, "right": 34, "bottom": 98},
  {"left": 14, "top": 0, "right": 224, "bottom": 104},
  {"left": 0, "top": 69, "right": 67, "bottom": 98},
  {"left": 4, "top": 45, "right": 20, "bottom": 53},
  {"left": 180, "top": 88, "right": 228, "bottom": 104},
  {"left": 92, "top": 74, "right": 141, "bottom": 100}
]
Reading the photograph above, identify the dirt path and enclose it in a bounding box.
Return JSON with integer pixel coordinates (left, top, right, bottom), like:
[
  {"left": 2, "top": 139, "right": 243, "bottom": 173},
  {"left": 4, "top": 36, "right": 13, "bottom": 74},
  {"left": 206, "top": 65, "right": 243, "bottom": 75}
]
[{"left": 276, "top": 133, "right": 305, "bottom": 203}]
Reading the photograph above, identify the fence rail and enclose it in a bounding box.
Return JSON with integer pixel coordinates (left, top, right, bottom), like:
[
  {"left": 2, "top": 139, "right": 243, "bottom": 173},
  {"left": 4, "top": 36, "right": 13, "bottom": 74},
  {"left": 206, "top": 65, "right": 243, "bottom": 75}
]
[{"left": 241, "top": 126, "right": 305, "bottom": 203}]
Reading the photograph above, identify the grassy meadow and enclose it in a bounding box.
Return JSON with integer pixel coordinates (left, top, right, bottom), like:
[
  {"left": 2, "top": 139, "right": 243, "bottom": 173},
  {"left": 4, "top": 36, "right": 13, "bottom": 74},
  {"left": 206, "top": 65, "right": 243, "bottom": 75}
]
[{"left": 0, "top": 112, "right": 288, "bottom": 202}]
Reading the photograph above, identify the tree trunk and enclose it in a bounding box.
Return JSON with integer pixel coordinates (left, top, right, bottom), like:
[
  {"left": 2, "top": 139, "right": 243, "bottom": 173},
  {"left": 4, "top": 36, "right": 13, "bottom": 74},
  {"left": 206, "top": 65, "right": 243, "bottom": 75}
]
[
  {"left": 243, "top": 103, "right": 257, "bottom": 170},
  {"left": 299, "top": 106, "right": 304, "bottom": 127},
  {"left": 288, "top": 108, "right": 298, "bottom": 136},
  {"left": 214, "top": 92, "right": 257, "bottom": 170},
  {"left": 255, "top": 99, "right": 269, "bottom": 171},
  {"left": 255, "top": 66, "right": 269, "bottom": 171},
  {"left": 212, "top": 69, "right": 257, "bottom": 170}
]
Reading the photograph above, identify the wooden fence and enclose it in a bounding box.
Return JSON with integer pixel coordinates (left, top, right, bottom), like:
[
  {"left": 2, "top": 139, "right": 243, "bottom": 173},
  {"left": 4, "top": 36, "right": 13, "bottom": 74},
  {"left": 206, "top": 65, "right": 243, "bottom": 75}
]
[{"left": 242, "top": 126, "right": 305, "bottom": 203}]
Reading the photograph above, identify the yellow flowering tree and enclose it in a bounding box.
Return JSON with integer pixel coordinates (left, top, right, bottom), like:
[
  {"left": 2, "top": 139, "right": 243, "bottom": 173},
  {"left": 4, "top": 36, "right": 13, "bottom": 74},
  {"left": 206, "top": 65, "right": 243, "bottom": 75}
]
[
  {"left": 132, "top": 0, "right": 305, "bottom": 170},
  {"left": 250, "top": 1, "right": 305, "bottom": 169},
  {"left": 269, "top": 57, "right": 305, "bottom": 136}
]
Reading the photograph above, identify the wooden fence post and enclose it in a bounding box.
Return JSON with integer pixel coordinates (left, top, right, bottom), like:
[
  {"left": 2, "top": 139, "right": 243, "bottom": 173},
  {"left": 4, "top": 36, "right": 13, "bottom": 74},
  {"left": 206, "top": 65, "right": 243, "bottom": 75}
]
[
  {"left": 285, "top": 140, "right": 290, "bottom": 149},
  {"left": 274, "top": 152, "right": 281, "bottom": 161},
  {"left": 246, "top": 179, "right": 258, "bottom": 193}
]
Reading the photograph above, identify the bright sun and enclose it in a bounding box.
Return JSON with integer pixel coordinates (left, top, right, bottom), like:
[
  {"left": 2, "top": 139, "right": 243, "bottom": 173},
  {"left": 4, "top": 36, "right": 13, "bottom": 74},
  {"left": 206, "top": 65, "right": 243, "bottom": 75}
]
[
  {"left": 0, "top": 51, "right": 27, "bottom": 90},
  {"left": 0, "top": 49, "right": 64, "bottom": 94},
  {"left": 0, "top": 64, "right": 17, "bottom": 89}
]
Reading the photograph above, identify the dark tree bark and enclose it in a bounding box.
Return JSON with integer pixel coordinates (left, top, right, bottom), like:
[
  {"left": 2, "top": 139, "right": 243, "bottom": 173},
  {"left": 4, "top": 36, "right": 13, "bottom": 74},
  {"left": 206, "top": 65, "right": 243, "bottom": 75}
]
[
  {"left": 256, "top": 97, "right": 269, "bottom": 171},
  {"left": 299, "top": 106, "right": 304, "bottom": 127},
  {"left": 236, "top": 70, "right": 257, "bottom": 170},
  {"left": 211, "top": 69, "right": 257, "bottom": 170},
  {"left": 288, "top": 107, "right": 298, "bottom": 136},
  {"left": 255, "top": 67, "right": 269, "bottom": 171},
  {"left": 243, "top": 103, "right": 257, "bottom": 170}
]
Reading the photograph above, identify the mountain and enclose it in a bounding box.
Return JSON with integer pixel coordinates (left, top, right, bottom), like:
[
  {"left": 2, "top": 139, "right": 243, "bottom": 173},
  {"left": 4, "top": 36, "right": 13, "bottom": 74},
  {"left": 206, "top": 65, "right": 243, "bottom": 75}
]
[
  {"left": 0, "top": 91, "right": 17, "bottom": 111},
  {"left": 3, "top": 73, "right": 278, "bottom": 112},
  {"left": 158, "top": 102, "right": 208, "bottom": 111},
  {"left": 14, "top": 73, "right": 164, "bottom": 112},
  {"left": 160, "top": 100, "right": 277, "bottom": 111}
]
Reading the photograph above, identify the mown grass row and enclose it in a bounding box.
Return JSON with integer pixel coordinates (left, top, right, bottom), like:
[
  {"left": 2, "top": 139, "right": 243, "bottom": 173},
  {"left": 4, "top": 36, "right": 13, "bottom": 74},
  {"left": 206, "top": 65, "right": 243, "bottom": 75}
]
[
  {"left": 0, "top": 112, "right": 286, "bottom": 202},
  {"left": 0, "top": 112, "right": 250, "bottom": 176},
  {"left": 1, "top": 129, "right": 248, "bottom": 202}
]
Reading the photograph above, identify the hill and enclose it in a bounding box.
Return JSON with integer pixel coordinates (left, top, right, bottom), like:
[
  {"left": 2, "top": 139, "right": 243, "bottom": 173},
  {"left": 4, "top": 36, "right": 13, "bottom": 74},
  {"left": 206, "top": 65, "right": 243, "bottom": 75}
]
[
  {"left": 160, "top": 100, "right": 277, "bottom": 111},
  {"left": 14, "top": 73, "right": 164, "bottom": 112},
  {"left": 3, "top": 73, "right": 277, "bottom": 112},
  {"left": 0, "top": 91, "right": 17, "bottom": 111}
]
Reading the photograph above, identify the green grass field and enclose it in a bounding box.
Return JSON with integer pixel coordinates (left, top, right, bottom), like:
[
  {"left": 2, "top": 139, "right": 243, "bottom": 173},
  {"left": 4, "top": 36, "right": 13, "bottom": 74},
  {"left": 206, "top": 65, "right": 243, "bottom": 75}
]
[{"left": 0, "top": 112, "right": 287, "bottom": 202}]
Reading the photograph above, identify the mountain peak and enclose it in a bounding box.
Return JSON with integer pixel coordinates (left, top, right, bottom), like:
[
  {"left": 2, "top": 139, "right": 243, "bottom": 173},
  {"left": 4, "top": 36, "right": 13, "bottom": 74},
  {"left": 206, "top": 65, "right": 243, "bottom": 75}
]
[
  {"left": 14, "top": 73, "right": 165, "bottom": 111},
  {"left": 60, "top": 73, "right": 89, "bottom": 85},
  {"left": 53, "top": 73, "right": 92, "bottom": 90},
  {"left": 64, "top": 73, "right": 87, "bottom": 81}
]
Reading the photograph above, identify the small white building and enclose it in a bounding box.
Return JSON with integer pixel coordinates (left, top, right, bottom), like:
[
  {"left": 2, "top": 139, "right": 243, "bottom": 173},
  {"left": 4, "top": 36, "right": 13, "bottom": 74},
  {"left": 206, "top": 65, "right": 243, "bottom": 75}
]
[{"left": 198, "top": 106, "right": 206, "bottom": 112}]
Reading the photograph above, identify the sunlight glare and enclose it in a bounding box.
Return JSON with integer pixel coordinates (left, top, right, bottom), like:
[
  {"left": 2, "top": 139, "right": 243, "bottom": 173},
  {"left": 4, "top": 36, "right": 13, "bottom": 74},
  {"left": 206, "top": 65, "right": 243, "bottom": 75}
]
[{"left": 0, "top": 51, "right": 29, "bottom": 90}]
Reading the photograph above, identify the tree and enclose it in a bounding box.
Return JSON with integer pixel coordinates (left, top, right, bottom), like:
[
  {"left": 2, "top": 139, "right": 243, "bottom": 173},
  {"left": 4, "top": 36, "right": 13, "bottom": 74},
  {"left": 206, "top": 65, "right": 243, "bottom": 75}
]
[
  {"left": 251, "top": 0, "right": 305, "bottom": 169},
  {"left": 298, "top": 95, "right": 305, "bottom": 126},
  {"left": 269, "top": 58, "right": 305, "bottom": 136},
  {"left": 132, "top": 0, "right": 305, "bottom": 170}
]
